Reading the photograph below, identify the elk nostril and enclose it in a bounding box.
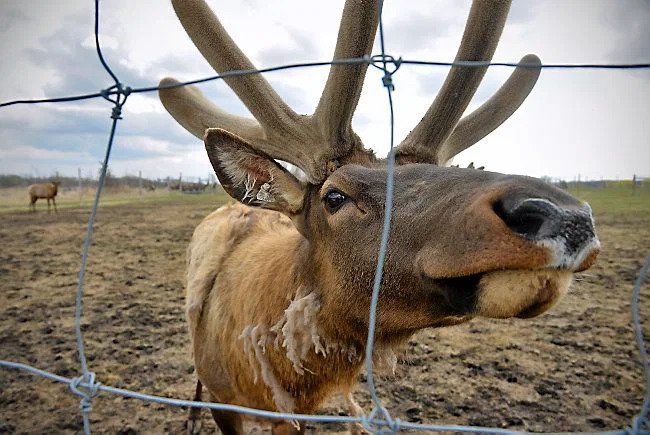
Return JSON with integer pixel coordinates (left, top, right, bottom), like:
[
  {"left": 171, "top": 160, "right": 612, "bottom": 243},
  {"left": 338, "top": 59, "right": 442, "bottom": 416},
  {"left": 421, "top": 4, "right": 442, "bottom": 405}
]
[{"left": 493, "top": 198, "right": 561, "bottom": 239}]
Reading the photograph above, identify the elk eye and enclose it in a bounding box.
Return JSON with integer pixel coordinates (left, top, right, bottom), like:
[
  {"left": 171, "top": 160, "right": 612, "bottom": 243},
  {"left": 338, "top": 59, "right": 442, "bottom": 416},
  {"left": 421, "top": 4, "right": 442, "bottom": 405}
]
[{"left": 324, "top": 189, "right": 348, "bottom": 213}]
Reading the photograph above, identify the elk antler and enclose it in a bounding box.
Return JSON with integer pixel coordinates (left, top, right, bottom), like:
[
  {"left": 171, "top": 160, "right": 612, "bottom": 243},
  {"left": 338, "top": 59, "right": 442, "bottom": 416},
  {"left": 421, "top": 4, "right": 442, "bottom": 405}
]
[
  {"left": 395, "top": 0, "right": 542, "bottom": 165},
  {"left": 159, "top": 0, "right": 378, "bottom": 183}
]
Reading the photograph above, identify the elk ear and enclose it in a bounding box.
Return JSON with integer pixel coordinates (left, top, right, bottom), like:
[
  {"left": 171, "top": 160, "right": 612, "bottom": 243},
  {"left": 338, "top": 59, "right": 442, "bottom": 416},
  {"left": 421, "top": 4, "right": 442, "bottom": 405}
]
[{"left": 204, "top": 128, "right": 305, "bottom": 215}]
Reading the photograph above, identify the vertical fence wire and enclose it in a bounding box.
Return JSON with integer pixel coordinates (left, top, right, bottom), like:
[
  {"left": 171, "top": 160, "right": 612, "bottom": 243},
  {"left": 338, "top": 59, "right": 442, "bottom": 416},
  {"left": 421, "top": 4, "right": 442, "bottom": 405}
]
[
  {"left": 70, "top": 1, "right": 130, "bottom": 433},
  {"left": 363, "top": 0, "right": 402, "bottom": 431},
  {"left": 632, "top": 256, "right": 650, "bottom": 434},
  {"left": 1, "top": 0, "right": 650, "bottom": 434}
]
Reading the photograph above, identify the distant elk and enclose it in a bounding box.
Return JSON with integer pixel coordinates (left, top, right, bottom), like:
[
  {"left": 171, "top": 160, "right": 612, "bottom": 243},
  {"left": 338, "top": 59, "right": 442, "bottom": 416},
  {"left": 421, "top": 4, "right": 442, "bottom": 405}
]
[
  {"left": 168, "top": 181, "right": 208, "bottom": 192},
  {"left": 183, "top": 182, "right": 209, "bottom": 193},
  {"left": 159, "top": 0, "right": 600, "bottom": 433},
  {"left": 28, "top": 181, "right": 60, "bottom": 213}
]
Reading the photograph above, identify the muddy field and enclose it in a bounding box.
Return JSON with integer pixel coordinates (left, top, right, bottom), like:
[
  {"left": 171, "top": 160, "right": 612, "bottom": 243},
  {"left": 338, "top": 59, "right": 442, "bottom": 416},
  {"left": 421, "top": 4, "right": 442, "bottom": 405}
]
[{"left": 1, "top": 189, "right": 649, "bottom": 434}]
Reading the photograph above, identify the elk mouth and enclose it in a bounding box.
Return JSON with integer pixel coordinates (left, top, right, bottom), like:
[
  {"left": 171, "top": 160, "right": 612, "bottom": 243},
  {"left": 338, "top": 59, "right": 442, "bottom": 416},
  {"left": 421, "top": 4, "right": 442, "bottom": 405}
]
[
  {"left": 431, "top": 273, "right": 483, "bottom": 315},
  {"left": 429, "top": 268, "right": 573, "bottom": 320}
]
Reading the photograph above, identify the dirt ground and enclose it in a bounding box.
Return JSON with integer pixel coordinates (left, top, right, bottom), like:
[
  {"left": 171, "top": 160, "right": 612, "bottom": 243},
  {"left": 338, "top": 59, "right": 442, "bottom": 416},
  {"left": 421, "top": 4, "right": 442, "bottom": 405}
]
[{"left": 1, "top": 192, "right": 648, "bottom": 434}]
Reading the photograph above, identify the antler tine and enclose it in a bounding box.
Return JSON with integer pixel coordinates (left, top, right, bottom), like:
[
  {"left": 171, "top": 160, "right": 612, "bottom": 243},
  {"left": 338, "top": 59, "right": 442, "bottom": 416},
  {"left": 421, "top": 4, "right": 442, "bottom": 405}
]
[
  {"left": 170, "top": 0, "right": 300, "bottom": 134},
  {"left": 438, "top": 54, "right": 542, "bottom": 164},
  {"left": 158, "top": 78, "right": 265, "bottom": 142},
  {"left": 159, "top": 77, "right": 322, "bottom": 173},
  {"left": 162, "top": 0, "right": 377, "bottom": 182},
  {"left": 313, "top": 0, "right": 379, "bottom": 144},
  {"left": 395, "top": 0, "right": 511, "bottom": 164}
]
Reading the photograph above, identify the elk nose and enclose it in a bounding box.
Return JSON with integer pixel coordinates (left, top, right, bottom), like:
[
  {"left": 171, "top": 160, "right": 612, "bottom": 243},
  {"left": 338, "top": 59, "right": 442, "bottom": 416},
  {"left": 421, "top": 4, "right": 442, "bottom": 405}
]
[
  {"left": 494, "top": 197, "right": 598, "bottom": 266},
  {"left": 496, "top": 198, "right": 563, "bottom": 239}
]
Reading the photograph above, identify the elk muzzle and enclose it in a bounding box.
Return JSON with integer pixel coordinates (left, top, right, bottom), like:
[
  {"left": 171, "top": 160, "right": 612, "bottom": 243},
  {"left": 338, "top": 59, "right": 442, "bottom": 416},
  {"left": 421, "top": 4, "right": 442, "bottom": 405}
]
[
  {"left": 419, "top": 186, "right": 600, "bottom": 320},
  {"left": 493, "top": 197, "right": 599, "bottom": 271}
]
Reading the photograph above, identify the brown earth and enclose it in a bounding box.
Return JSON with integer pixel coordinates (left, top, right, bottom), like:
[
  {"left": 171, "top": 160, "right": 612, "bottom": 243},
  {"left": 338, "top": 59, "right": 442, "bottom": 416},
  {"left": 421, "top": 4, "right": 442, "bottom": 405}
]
[{"left": 0, "top": 195, "right": 648, "bottom": 434}]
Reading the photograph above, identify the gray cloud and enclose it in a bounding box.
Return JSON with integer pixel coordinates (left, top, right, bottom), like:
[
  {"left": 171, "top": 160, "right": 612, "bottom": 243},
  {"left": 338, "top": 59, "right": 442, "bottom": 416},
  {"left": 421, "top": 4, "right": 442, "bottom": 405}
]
[
  {"left": 413, "top": 67, "right": 448, "bottom": 96},
  {"left": 385, "top": 12, "right": 458, "bottom": 54},
  {"left": 25, "top": 18, "right": 150, "bottom": 97},
  {"left": 0, "top": 7, "right": 27, "bottom": 32},
  {"left": 146, "top": 52, "right": 211, "bottom": 80},
  {"left": 508, "top": 1, "right": 536, "bottom": 25},
  {"left": 256, "top": 26, "right": 320, "bottom": 67},
  {"left": 410, "top": 68, "right": 516, "bottom": 129},
  {"left": 267, "top": 78, "right": 313, "bottom": 115},
  {"left": 0, "top": 6, "right": 232, "bottom": 173},
  {"left": 605, "top": 1, "right": 650, "bottom": 63}
]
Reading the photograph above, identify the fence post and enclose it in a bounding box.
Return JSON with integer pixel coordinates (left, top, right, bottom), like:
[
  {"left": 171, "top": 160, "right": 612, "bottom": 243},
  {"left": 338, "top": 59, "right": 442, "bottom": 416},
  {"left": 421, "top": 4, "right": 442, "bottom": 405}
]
[
  {"left": 138, "top": 170, "right": 142, "bottom": 196},
  {"left": 179, "top": 172, "right": 183, "bottom": 192},
  {"left": 78, "top": 168, "right": 83, "bottom": 206}
]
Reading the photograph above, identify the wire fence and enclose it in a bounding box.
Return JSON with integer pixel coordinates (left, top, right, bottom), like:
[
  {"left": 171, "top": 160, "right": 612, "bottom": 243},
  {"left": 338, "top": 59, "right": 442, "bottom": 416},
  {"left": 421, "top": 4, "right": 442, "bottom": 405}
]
[{"left": 1, "top": 0, "right": 650, "bottom": 433}]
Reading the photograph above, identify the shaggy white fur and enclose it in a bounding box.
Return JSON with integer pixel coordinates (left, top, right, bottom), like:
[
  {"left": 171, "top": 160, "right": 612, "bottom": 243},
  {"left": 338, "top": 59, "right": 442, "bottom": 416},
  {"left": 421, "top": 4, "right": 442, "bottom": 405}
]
[
  {"left": 239, "top": 324, "right": 295, "bottom": 413},
  {"left": 240, "top": 290, "right": 397, "bottom": 414},
  {"left": 373, "top": 347, "right": 398, "bottom": 375},
  {"left": 271, "top": 291, "right": 326, "bottom": 375}
]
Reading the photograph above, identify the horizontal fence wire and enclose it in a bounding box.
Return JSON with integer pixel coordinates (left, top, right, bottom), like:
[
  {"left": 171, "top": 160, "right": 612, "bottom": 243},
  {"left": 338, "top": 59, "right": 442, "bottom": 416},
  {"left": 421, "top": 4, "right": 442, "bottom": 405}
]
[
  {"left": 2, "top": 58, "right": 650, "bottom": 109},
  {"left": 1, "top": 0, "right": 650, "bottom": 433}
]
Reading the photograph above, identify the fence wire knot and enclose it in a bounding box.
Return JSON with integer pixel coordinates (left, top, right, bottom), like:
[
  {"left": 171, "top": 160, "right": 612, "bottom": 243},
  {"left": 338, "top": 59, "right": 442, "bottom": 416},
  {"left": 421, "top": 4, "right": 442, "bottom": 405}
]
[
  {"left": 362, "top": 405, "right": 402, "bottom": 434},
  {"left": 100, "top": 83, "right": 131, "bottom": 119},
  {"left": 370, "top": 54, "right": 402, "bottom": 91},
  {"left": 110, "top": 105, "right": 123, "bottom": 120},
  {"left": 69, "top": 372, "right": 101, "bottom": 414}
]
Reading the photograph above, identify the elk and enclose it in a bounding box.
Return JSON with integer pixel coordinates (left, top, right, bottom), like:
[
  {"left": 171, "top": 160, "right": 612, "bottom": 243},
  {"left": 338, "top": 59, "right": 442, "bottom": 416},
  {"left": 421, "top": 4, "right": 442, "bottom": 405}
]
[
  {"left": 158, "top": 1, "right": 600, "bottom": 433},
  {"left": 28, "top": 181, "right": 60, "bottom": 213},
  {"left": 183, "top": 181, "right": 209, "bottom": 193}
]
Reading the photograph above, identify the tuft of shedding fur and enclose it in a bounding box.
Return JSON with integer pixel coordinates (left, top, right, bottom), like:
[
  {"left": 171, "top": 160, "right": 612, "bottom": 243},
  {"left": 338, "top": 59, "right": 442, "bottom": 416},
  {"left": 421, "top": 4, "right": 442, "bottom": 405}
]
[
  {"left": 373, "top": 347, "right": 398, "bottom": 375},
  {"left": 239, "top": 325, "right": 295, "bottom": 413},
  {"left": 325, "top": 341, "right": 361, "bottom": 364},
  {"left": 271, "top": 290, "right": 326, "bottom": 375},
  {"left": 240, "top": 289, "right": 396, "bottom": 415},
  {"left": 239, "top": 290, "right": 370, "bottom": 412},
  {"left": 242, "top": 289, "right": 393, "bottom": 385}
]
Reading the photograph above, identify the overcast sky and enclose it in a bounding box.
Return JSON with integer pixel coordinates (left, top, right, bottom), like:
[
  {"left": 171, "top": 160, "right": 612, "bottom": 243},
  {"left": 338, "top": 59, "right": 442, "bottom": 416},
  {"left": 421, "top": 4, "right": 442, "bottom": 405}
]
[{"left": 0, "top": 0, "right": 648, "bottom": 182}]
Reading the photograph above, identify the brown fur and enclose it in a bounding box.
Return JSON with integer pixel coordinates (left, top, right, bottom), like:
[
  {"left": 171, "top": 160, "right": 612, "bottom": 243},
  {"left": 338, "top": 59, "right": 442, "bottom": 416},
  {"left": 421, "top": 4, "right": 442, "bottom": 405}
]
[
  {"left": 28, "top": 181, "right": 60, "bottom": 213},
  {"left": 187, "top": 205, "right": 362, "bottom": 414}
]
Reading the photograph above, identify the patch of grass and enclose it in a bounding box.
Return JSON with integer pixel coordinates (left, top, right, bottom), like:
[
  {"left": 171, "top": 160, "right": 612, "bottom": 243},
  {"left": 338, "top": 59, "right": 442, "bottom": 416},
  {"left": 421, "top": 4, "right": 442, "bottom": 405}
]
[
  {"left": 567, "top": 184, "right": 650, "bottom": 218},
  {"left": 0, "top": 187, "right": 231, "bottom": 215}
]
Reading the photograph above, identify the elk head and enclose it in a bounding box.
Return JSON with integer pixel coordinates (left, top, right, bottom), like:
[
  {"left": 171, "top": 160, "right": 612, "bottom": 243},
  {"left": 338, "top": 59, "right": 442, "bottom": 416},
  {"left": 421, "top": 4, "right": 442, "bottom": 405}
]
[{"left": 159, "top": 0, "right": 599, "bottom": 338}]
